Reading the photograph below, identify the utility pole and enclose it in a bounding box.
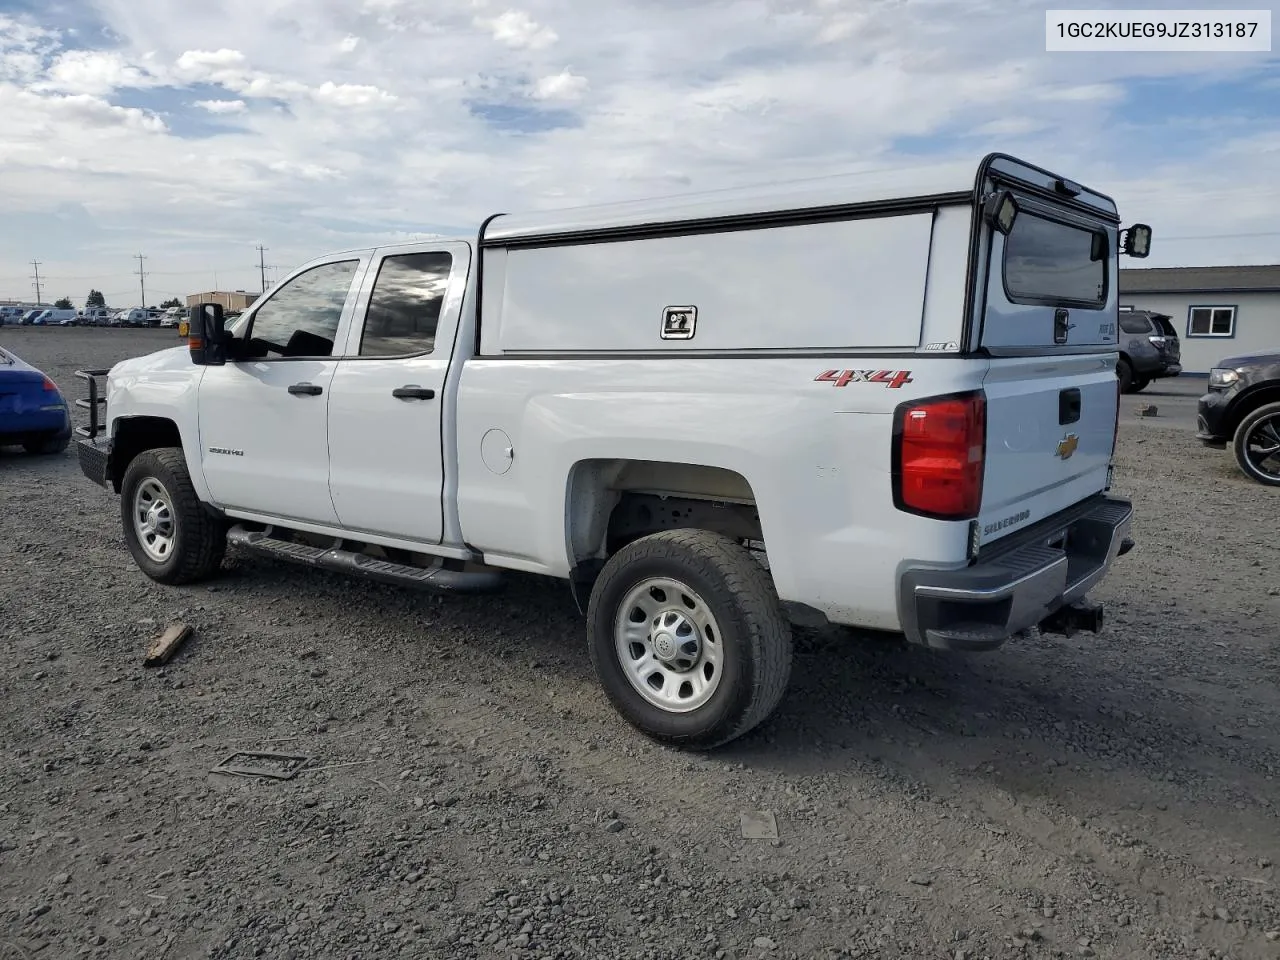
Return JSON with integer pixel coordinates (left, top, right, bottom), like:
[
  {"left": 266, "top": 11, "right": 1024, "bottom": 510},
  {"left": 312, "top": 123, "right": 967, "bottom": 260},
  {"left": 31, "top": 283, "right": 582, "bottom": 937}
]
[
  {"left": 255, "top": 244, "right": 268, "bottom": 294},
  {"left": 134, "top": 254, "right": 147, "bottom": 310},
  {"left": 30, "top": 260, "right": 42, "bottom": 305}
]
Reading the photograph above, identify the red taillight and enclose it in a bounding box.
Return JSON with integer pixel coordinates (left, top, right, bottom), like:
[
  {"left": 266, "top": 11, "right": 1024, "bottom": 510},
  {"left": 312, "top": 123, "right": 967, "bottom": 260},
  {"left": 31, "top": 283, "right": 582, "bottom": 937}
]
[
  {"left": 892, "top": 391, "right": 986, "bottom": 520},
  {"left": 41, "top": 376, "right": 57, "bottom": 392}
]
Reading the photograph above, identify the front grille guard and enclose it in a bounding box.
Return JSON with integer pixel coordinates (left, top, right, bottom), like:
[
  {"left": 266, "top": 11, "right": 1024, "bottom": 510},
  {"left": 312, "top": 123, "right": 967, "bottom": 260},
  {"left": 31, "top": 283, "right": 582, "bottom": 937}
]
[{"left": 73, "top": 368, "right": 110, "bottom": 439}]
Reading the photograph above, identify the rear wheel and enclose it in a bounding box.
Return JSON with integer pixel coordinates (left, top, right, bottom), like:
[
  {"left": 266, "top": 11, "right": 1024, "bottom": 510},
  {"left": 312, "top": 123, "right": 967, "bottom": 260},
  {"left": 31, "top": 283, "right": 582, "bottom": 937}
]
[
  {"left": 120, "top": 447, "right": 226, "bottom": 583},
  {"left": 586, "top": 529, "right": 793, "bottom": 750},
  {"left": 1232, "top": 401, "right": 1280, "bottom": 487},
  {"left": 1130, "top": 376, "right": 1150, "bottom": 393},
  {"left": 1116, "top": 358, "right": 1135, "bottom": 393}
]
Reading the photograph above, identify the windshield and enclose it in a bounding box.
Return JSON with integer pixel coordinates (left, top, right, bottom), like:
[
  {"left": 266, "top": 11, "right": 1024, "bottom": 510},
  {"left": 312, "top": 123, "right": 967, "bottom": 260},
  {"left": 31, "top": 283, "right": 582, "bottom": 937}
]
[{"left": 1003, "top": 211, "right": 1107, "bottom": 307}]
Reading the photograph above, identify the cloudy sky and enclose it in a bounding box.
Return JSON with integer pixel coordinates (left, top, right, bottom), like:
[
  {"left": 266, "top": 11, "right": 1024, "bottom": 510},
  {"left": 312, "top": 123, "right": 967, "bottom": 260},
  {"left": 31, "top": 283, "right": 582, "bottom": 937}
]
[{"left": 0, "top": 0, "right": 1277, "bottom": 307}]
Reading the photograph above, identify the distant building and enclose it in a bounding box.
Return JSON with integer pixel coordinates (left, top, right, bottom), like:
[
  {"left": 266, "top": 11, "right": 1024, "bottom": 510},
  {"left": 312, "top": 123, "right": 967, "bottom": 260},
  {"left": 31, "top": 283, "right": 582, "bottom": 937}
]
[
  {"left": 185, "top": 290, "right": 259, "bottom": 312},
  {"left": 1119, "top": 264, "right": 1280, "bottom": 374}
]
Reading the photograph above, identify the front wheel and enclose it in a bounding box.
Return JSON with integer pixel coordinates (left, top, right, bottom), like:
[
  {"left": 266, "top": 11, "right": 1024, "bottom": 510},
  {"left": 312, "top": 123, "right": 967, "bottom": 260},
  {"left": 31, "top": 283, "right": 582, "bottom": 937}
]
[
  {"left": 120, "top": 447, "right": 226, "bottom": 583},
  {"left": 586, "top": 529, "right": 793, "bottom": 750},
  {"left": 1232, "top": 402, "right": 1280, "bottom": 487}
]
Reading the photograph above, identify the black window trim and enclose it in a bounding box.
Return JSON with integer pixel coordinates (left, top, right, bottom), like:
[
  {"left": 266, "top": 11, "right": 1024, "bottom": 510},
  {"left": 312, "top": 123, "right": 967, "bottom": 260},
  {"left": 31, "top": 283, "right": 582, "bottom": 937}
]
[
  {"left": 353, "top": 250, "right": 457, "bottom": 361},
  {"left": 233, "top": 257, "right": 366, "bottom": 362},
  {"left": 999, "top": 199, "right": 1110, "bottom": 311},
  {"left": 1186, "top": 303, "right": 1237, "bottom": 340}
]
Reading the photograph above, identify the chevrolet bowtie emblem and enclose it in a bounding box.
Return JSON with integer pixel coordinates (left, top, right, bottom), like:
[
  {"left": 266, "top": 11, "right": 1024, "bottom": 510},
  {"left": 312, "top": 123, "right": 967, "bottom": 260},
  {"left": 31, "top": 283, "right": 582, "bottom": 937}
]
[{"left": 1056, "top": 433, "right": 1079, "bottom": 460}]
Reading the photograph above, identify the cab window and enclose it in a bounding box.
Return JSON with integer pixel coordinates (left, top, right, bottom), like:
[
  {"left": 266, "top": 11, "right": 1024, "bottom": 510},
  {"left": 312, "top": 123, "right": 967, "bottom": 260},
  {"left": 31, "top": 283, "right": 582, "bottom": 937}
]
[
  {"left": 358, "top": 252, "right": 453, "bottom": 357},
  {"left": 244, "top": 260, "right": 361, "bottom": 357}
]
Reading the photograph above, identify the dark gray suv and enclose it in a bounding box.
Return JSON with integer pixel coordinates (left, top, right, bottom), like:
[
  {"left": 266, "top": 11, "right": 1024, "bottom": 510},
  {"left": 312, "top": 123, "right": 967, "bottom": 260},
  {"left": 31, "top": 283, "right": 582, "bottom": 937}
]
[{"left": 1116, "top": 309, "right": 1182, "bottom": 393}]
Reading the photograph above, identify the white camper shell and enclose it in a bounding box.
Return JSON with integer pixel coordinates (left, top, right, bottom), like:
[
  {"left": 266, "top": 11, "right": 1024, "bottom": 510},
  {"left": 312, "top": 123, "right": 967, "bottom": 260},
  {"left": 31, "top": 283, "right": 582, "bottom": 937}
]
[{"left": 75, "top": 152, "right": 1142, "bottom": 749}]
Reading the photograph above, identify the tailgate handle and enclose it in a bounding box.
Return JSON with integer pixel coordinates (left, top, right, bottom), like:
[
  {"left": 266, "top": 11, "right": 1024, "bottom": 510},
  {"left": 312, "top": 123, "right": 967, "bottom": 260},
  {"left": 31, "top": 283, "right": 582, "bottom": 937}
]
[{"left": 1059, "top": 387, "right": 1081, "bottom": 425}]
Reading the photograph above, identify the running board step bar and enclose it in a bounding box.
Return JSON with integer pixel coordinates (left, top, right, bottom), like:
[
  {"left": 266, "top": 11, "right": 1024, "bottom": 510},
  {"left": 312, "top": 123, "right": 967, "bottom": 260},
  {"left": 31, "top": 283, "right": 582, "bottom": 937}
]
[{"left": 227, "top": 525, "right": 505, "bottom": 594}]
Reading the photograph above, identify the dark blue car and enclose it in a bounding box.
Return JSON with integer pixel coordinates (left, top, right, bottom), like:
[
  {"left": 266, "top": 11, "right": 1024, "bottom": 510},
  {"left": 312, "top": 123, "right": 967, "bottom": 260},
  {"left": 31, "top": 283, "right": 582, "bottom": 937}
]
[{"left": 0, "top": 345, "right": 72, "bottom": 455}]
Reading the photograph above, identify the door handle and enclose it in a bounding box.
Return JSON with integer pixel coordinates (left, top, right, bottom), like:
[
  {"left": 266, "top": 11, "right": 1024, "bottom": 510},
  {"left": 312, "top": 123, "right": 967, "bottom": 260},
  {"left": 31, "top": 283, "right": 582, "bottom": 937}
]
[
  {"left": 288, "top": 383, "right": 323, "bottom": 396},
  {"left": 392, "top": 386, "right": 435, "bottom": 400}
]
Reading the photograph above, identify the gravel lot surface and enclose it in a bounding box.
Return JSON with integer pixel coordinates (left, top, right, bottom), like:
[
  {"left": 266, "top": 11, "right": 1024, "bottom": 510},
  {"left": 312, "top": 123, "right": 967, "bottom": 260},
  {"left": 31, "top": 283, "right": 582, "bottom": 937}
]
[{"left": 2, "top": 327, "right": 1277, "bottom": 960}]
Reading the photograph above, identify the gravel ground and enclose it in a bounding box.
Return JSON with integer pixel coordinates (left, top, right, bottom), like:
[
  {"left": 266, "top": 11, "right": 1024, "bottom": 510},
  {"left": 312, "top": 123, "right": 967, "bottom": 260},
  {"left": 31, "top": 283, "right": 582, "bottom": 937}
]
[{"left": 2, "top": 327, "right": 1278, "bottom": 960}]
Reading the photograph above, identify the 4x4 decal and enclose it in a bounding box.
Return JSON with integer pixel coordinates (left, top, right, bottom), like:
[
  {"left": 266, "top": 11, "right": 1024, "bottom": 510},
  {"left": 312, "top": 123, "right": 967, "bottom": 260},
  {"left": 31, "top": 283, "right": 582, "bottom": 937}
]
[{"left": 814, "top": 369, "right": 913, "bottom": 389}]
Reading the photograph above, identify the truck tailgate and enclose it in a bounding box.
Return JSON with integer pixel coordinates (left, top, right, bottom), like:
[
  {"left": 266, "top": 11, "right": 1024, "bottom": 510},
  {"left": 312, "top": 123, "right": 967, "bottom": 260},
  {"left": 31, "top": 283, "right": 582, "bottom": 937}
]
[{"left": 977, "top": 354, "right": 1117, "bottom": 547}]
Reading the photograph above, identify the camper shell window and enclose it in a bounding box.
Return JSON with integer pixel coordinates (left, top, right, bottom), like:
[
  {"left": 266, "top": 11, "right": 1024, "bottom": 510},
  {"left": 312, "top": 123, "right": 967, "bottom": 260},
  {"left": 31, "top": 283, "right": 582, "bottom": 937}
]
[{"left": 1002, "top": 211, "right": 1107, "bottom": 309}]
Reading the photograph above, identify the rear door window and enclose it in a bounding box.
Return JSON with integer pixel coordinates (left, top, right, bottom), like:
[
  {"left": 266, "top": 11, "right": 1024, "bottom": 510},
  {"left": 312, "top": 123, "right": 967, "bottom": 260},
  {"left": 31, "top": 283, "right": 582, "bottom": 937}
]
[
  {"left": 1119, "top": 314, "right": 1152, "bottom": 334},
  {"left": 1003, "top": 213, "right": 1107, "bottom": 307}
]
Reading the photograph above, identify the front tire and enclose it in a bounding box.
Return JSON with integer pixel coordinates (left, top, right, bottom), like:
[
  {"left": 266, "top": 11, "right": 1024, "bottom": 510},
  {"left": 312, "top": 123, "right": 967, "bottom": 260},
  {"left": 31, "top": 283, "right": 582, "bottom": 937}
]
[
  {"left": 586, "top": 529, "right": 793, "bottom": 750},
  {"left": 1232, "top": 401, "right": 1280, "bottom": 487},
  {"left": 120, "top": 447, "right": 226, "bottom": 583}
]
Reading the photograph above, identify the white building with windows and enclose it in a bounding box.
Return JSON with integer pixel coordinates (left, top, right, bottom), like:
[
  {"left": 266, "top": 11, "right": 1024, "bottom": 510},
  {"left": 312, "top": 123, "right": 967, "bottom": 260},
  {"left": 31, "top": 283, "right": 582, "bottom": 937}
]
[{"left": 1119, "top": 264, "right": 1280, "bottom": 374}]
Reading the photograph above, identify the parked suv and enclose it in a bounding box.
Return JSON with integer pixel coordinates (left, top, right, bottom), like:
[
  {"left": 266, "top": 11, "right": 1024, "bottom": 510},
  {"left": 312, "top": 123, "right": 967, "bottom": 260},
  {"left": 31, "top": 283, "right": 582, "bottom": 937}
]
[
  {"left": 1116, "top": 309, "right": 1181, "bottom": 393},
  {"left": 1197, "top": 352, "right": 1280, "bottom": 485}
]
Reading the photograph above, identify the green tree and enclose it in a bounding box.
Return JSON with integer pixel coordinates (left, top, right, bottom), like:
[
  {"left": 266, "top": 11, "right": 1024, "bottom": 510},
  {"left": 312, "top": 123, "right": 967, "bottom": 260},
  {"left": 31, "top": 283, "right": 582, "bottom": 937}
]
[
  {"left": 160, "top": 297, "right": 183, "bottom": 309},
  {"left": 54, "top": 296, "right": 74, "bottom": 309},
  {"left": 86, "top": 289, "right": 106, "bottom": 307}
]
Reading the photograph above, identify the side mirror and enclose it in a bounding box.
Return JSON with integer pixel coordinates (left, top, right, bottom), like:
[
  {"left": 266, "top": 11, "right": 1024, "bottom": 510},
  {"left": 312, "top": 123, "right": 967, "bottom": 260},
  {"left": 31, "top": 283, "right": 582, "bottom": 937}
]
[
  {"left": 188, "top": 303, "right": 228, "bottom": 366},
  {"left": 1119, "top": 223, "right": 1152, "bottom": 258}
]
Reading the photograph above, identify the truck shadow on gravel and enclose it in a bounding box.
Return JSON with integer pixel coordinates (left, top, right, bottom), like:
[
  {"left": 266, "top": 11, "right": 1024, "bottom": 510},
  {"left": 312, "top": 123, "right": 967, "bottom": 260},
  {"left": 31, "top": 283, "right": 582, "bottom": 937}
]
[{"left": 217, "top": 552, "right": 1277, "bottom": 820}]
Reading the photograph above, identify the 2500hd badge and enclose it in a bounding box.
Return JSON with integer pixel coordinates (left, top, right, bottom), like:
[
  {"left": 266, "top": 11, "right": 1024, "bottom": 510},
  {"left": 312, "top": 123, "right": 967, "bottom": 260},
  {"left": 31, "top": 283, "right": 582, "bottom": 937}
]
[{"left": 984, "top": 509, "right": 1030, "bottom": 537}]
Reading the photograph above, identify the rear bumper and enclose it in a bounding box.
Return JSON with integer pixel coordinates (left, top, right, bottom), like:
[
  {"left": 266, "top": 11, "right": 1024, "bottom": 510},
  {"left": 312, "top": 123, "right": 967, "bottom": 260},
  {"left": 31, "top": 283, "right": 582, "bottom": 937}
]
[
  {"left": 898, "top": 494, "right": 1134, "bottom": 652},
  {"left": 76, "top": 437, "right": 112, "bottom": 489},
  {"left": 1156, "top": 362, "right": 1182, "bottom": 378}
]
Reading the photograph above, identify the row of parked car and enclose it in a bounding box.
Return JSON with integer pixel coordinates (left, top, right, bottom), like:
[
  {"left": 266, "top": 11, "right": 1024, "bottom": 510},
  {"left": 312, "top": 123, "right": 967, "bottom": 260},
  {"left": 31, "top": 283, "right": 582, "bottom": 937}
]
[{"left": 0, "top": 306, "right": 183, "bottom": 327}]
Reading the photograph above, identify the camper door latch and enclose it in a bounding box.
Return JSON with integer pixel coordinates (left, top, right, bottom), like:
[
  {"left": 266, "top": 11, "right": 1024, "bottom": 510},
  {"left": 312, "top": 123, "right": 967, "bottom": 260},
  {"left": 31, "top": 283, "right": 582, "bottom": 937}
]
[{"left": 1054, "top": 308, "right": 1073, "bottom": 345}]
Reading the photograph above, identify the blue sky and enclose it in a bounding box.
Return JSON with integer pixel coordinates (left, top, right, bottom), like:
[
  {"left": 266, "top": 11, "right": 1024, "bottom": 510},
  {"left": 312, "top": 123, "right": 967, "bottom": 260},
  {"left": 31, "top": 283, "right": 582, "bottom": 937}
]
[{"left": 0, "top": 0, "right": 1277, "bottom": 307}]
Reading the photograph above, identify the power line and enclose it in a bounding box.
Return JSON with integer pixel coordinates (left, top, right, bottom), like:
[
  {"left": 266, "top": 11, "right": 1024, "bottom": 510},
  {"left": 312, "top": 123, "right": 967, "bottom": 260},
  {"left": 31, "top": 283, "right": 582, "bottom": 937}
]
[
  {"left": 134, "top": 254, "right": 147, "bottom": 309},
  {"left": 30, "top": 260, "right": 42, "bottom": 306}
]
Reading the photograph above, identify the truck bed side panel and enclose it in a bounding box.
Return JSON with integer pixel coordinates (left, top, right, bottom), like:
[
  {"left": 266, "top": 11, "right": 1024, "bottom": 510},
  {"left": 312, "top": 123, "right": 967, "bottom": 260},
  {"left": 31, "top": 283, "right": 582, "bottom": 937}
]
[{"left": 454, "top": 357, "right": 986, "bottom": 631}]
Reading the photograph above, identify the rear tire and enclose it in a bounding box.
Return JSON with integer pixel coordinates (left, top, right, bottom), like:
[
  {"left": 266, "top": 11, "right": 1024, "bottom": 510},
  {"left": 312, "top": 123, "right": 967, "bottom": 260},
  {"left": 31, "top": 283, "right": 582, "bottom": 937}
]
[
  {"left": 1232, "top": 401, "right": 1280, "bottom": 487},
  {"left": 586, "top": 529, "right": 793, "bottom": 750},
  {"left": 1116, "top": 358, "right": 1135, "bottom": 393},
  {"left": 22, "top": 432, "right": 70, "bottom": 455},
  {"left": 1130, "top": 376, "right": 1150, "bottom": 393},
  {"left": 120, "top": 447, "right": 226, "bottom": 583}
]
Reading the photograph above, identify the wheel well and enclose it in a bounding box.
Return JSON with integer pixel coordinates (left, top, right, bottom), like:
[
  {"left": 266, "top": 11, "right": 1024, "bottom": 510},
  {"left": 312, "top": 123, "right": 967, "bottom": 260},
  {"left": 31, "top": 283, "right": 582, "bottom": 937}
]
[
  {"left": 110, "top": 417, "right": 183, "bottom": 493},
  {"left": 564, "top": 460, "right": 763, "bottom": 592},
  {"left": 1225, "top": 385, "right": 1280, "bottom": 438}
]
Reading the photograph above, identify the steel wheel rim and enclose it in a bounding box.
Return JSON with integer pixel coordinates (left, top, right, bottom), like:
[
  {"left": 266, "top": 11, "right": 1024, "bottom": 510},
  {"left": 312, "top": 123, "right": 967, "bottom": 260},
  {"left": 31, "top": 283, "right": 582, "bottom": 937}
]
[
  {"left": 1244, "top": 414, "right": 1280, "bottom": 479},
  {"left": 133, "top": 477, "right": 176, "bottom": 563},
  {"left": 614, "top": 577, "right": 724, "bottom": 713}
]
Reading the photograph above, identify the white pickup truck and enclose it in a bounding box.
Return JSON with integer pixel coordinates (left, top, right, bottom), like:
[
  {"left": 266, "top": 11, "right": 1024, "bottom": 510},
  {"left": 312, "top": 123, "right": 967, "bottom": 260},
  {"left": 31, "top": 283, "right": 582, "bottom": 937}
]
[{"left": 75, "top": 152, "right": 1147, "bottom": 748}]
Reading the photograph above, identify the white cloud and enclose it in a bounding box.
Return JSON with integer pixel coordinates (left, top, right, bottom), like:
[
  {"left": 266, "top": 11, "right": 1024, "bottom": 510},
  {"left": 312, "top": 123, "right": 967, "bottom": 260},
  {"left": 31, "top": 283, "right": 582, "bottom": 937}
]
[
  {"left": 311, "top": 81, "right": 396, "bottom": 107},
  {"left": 195, "top": 98, "right": 247, "bottom": 114},
  {"left": 531, "top": 69, "right": 587, "bottom": 101},
  {"left": 40, "top": 50, "right": 159, "bottom": 95},
  {"left": 0, "top": 0, "right": 1277, "bottom": 302},
  {"left": 475, "top": 10, "right": 558, "bottom": 49}
]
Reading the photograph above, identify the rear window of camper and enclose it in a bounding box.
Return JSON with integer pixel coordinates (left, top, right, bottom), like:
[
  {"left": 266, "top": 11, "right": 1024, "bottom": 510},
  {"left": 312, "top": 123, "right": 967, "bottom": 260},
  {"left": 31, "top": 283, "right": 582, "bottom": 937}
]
[{"left": 1003, "top": 213, "right": 1106, "bottom": 308}]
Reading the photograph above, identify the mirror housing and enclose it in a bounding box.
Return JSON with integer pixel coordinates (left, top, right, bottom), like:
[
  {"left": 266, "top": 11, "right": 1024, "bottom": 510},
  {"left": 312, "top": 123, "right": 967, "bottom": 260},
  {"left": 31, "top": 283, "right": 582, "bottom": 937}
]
[
  {"left": 1120, "top": 223, "right": 1152, "bottom": 258},
  {"left": 188, "top": 303, "right": 228, "bottom": 366}
]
